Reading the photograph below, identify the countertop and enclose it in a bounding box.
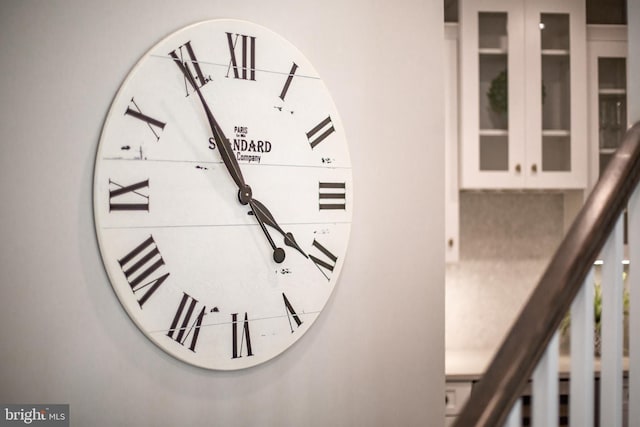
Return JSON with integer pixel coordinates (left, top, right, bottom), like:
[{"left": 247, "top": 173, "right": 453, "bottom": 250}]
[{"left": 446, "top": 350, "right": 629, "bottom": 382}]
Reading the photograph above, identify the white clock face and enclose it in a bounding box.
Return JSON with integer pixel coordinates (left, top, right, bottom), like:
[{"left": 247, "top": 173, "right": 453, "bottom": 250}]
[{"left": 93, "top": 19, "right": 352, "bottom": 370}]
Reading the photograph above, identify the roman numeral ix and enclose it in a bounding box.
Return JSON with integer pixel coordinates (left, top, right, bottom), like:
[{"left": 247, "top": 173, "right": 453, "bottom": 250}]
[{"left": 109, "top": 179, "right": 149, "bottom": 212}]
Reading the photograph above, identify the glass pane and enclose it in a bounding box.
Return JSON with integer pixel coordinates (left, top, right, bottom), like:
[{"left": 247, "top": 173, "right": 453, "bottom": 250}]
[
  {"left": 478, "top": 12, "right": 509, "bottom": 172},
  {"left": 598, "top": 57, "right": 627, "bottom": 167},
  {"left": 480, "top": 135, "right": 509, "bottom": 171},
  {"left": 542, "top": 135, "right": 570, "bottom": 171},
  {"left": 586, "top": 0, "right": 627, "bottom": 24},
  {"left": 479, "top": 12, "right": 507, "bottom": 50},
  {"left": 444, "top": 0, "right": 458, "bottom": 22},
  {"left": 479, "top": 55, "right": 508, "bottom": 130},
  {"left": 599, "top": 58, "right": 627, "bottom": 89},
  {"left": 541, "top": 55, "right": 570, "bottom": 131},
  {"left": 540, "top": 14, "right": 570, "bottom": 51},
  {"left": 540, "top": 13, "right": 570, "bottom": 172},
  {"left": 599, "top": 95, "right": 627, "bottom": 149}
]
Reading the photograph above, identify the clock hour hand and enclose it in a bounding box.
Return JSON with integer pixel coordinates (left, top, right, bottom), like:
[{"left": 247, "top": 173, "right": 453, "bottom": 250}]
[
  {"left": 249, "top": 199, "right": 308, "bottom": 259},
  {"left": 252, "top": 208, "right": 286, "bottom": 263},
  {"left": 175, "top": 58, "right": 252, "bottom": 205}
]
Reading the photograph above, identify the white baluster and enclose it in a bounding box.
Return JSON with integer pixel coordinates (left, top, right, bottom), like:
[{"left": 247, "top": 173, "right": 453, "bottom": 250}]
[
  {"left": 629, "top": 186, "right": 640, "bottom": 426},
  {"left": 570, "top": 269, "right": 595, "bottom": 426},
  {"left": 503, "top": 398, "right": 522, "bottom": 427},
  {"left": 533, "top": 332, "right": 559, "bottom": 427},
  {"left": 601, "top": 216, "right": 624, "bottom": 427}
]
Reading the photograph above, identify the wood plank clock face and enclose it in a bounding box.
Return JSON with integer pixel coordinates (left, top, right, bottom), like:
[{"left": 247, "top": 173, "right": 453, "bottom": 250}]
[{"left": 93, "top": 19, "right": 352, "bottom": 370}]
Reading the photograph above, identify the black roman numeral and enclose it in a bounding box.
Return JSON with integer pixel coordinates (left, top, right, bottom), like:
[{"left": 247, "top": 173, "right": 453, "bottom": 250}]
[
  {"left": 279, "top": 62, "right": 298, "bottom": 100},
  {"left": 319, "top": 182, "right": 346, "bottom": 210},
  {"left": 283, "top": 293, "right": 303, "bottom": 333},
  {"left": 109, "top": 179, "right": 149, "bottom": 212},
  {"left": 231, "top": 312, "right": 254, "bottom": 359},
  {"left": 226, "top": 32, "right": 256, "bottom": 80},
  {"left": 166, "top": 292, "right": 206, "bottom": 352},
  {"left": 124, "top": 98, "right": 166, "bottom": 142},
  {"left": 308, "top": 239, "right": 338, "bottom": 281},
  {"left": 306, "top": 116, "right": 335, "bottom": 149},
  {"left": 117, "top": 235, "right": 169, "bottom": 307},
  {"left": 169, "top": 41, "right": 211, "bottom": 96}
]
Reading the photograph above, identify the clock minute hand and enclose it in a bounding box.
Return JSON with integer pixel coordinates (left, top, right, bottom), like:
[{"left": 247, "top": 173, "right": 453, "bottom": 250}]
[
  {"left": 249, "top": 199, "right": 308, "bottom": 259},
  {"left": 175, "top": 58, "right": 251, "bottom": 204}
]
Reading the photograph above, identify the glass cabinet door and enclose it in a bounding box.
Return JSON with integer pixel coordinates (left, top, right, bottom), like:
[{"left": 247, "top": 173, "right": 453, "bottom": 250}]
[
  {"left": 539, "top": 13, "right": 572, "bottom": 172},
  {"left": 460, "top": 0, "right": 586, "bottom": 189},
  {"left": 525, "top": 0, "right": 587, "bottom": 188},
  {"left": 586, "top": 27, "right": 627, "bottom": 190},
  {"left": 459, "top": 0, "right": 525, "bottom": 188}
]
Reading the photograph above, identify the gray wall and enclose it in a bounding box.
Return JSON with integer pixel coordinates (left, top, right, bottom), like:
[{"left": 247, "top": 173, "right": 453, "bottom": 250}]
[{"left": 0, "top": 1, "right": 445, "bottom": 426}]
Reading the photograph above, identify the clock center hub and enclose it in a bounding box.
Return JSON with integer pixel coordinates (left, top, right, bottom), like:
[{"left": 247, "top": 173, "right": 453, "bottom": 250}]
[{"left": 238, "top": 185, "right": 252, "bottom": 205}]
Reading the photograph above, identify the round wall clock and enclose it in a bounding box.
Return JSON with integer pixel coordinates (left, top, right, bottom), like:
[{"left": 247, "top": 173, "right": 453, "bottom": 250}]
[{"left": 93, "top": 19, "right": 352, "bottom": 370}]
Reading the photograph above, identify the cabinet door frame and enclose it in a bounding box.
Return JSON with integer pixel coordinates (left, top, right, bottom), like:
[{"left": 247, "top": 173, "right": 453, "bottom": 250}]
[
  {"left": 459, "top": 0, "right": 587, "bottom": 189},
  {"left": 524, "top": 0, "right": 588, "bottom": 189},
  {"left": 586, "top": 26, "right": 628, "bottom": 191},
  {"left": 459, "top": 0, "right": 526, "bottom": 189}
]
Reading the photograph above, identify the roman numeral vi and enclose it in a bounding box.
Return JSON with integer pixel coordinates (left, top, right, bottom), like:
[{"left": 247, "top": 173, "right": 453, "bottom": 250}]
[{"left": 231, "top": 312, "right": 254, "bottom": 359}]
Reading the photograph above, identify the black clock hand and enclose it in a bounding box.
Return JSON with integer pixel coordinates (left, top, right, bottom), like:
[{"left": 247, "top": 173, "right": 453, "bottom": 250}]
[
  {"left": 249, "top": 199, "right": 308, "bottom": 259},
  {"left": 174, "top": 59, "right": 302, "bottom": 262},
  {"left": 251, "top": 207, "right": 286, "bottom": 263},
  {"left": 176, "top": 58, "right": 252, "bottom": 204}
]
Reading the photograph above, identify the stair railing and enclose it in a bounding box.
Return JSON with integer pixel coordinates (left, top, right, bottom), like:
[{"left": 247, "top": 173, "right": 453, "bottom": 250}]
[{"left": 453, "top": 121, "right": 640, "bottom": 427}]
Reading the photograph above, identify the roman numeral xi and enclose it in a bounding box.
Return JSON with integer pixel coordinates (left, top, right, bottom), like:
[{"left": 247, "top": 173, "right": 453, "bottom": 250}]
[{"left": 169, "top": 41, "right": 211, "bottom": 96}]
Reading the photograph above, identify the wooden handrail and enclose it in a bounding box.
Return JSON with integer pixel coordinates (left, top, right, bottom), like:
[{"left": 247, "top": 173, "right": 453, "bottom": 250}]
[{"left": 453, "top": 121, "right": 640, "bottom": 427}]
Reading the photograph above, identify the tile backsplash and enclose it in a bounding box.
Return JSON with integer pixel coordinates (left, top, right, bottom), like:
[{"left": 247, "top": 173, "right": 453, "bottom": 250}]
[{"left": 445, "top": 191, "right": 565, "bottom": 352}]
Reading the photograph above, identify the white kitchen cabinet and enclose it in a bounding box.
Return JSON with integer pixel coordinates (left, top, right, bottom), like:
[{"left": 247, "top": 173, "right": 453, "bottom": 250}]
[
  {"left": 587, "top": 25, "right": 628, "bottom": 190},
  {"left": 459, "top": 0, "right": 587, "bottom": 189}
]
